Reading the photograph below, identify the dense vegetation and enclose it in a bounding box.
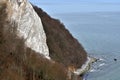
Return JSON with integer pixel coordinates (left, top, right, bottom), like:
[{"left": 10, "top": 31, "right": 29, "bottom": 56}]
[{"left": 33, "top": 6, "right": 87, "bottom": 68}]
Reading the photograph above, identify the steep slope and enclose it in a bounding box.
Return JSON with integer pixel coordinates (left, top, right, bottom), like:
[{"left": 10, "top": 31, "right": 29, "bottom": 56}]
[
  {"left": 33, "top": 6, "right": 87, "bottom": 68},
  {"left": 0, "top": 0, "right": 67, "bottom": 80},
  {"left": 0, "top": 0, "right": 50, "bottom": 59}
]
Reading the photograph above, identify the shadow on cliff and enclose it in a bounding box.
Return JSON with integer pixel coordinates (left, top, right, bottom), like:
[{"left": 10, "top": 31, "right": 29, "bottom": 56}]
[{"left": 33, "top": 6, "right": 87, "bottom": 68}]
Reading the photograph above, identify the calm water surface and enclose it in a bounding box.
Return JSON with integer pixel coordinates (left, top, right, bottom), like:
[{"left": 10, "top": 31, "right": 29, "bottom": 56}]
[
  {"left": 29, "top": 0, "right": 120, "bottom": 79},
  {"left": 53, "top": 12, "right": 120, "bottom": 80}
]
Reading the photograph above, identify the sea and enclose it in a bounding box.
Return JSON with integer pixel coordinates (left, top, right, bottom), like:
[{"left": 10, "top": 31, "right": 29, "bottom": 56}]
[
  {"left": 30, "top": 1, "right": 120, "bottom": 80},
  {"left": 52, "top": 12, "right": 120, "bottom": 80}
]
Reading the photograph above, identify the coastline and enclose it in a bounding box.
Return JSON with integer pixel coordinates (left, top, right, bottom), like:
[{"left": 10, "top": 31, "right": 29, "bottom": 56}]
[{"left": 74, "top": 56, "right": 97, "bottom": 79}]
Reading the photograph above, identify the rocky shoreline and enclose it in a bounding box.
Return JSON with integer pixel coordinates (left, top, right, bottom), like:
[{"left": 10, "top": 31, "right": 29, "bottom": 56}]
[{"left": 74, "top": 56, "right": 97, "bottom": 80}]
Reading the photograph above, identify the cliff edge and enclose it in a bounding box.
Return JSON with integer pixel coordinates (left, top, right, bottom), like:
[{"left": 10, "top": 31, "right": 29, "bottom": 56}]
[{"left": 0, "top": 0, "right": 50, "bottom": 59}]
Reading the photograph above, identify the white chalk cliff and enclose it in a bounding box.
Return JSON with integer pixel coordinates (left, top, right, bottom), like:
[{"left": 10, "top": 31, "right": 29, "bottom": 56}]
[{"left": 1, "top": 0, "right": 50, "bottom": 59}]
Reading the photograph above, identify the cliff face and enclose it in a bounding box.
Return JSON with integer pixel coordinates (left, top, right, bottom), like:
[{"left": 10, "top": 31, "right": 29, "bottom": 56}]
[
  {"left": 33, "top": 6, "right": 87, "bottom": 68},
  {"left": 0, "top": 0, "right": 50, "bottom": 59}
]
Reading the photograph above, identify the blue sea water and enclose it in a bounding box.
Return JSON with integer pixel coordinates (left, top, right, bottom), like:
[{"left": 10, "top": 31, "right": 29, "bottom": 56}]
[
  {"left": 52, "top": 12, "right": 120, "bottom": 80},
  {"left": 29, "top": 1, "right": 120, "bottom": 79},
  {"left": 29, "top": 0, "right": 120, "bottom": 80}
]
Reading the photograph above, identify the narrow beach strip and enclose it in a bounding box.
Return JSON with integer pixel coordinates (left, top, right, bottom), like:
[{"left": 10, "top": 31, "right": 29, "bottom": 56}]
[{"left": 74, "top": 57, "right": 96, "bottom": 75}]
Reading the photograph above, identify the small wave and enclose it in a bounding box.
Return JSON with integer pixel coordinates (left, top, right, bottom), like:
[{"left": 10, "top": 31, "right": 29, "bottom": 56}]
[
  {"left": 89, "top": 69, "right": 97, "bottom": 72},
  {"left": 99, "top": 58, "right": 104, "bottom": 61},
  {"left": 99, "top": 63, "right": 106, "bottom": 67}
]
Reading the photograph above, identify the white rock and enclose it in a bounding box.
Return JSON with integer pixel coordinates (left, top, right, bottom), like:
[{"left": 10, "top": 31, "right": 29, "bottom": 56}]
[{"left": 3, "top": 0, "right": 50, "bottom": 59}]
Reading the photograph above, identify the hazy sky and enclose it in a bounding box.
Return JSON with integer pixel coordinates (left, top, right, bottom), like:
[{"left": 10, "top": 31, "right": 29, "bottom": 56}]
[
  {"left": 29, "top": 0, "right": 120, "bottom": 3},
  {"left": 29, "top": 0, "right": 120, "bottom": 14}
]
